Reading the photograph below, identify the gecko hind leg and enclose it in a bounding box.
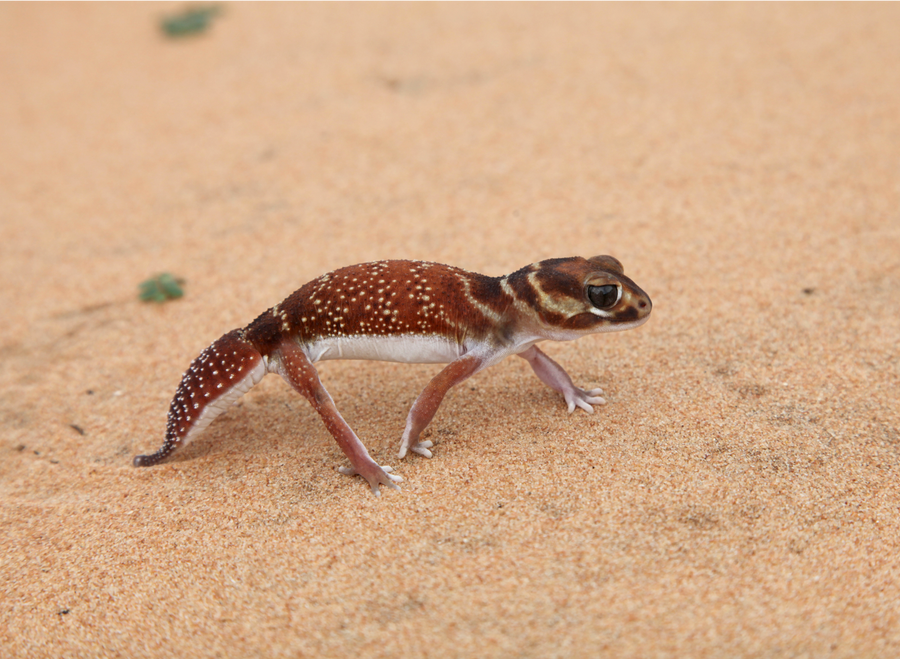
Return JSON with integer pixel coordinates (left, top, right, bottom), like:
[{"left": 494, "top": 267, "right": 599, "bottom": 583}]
[{"left": 275, "top": 340, "right": 401, "bottom": 496}]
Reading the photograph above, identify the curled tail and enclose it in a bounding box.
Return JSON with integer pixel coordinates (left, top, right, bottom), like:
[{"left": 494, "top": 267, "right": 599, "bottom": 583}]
[{"left": 133, "top": 329, "right": 268, "bottom": 467}]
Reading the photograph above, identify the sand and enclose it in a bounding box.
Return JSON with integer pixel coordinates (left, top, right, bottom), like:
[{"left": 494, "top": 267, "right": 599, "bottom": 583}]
[{"left": 1, "top": 3, "right": 899, "bottom": 657}]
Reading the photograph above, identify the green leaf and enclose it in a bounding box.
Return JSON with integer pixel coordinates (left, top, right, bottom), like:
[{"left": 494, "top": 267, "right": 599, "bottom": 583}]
[
  {"left": 139, "top": 273, "right": 185, "bottom": 303},
  {"left": 161, "top": 6, "right": 221, "bottom": 38}
]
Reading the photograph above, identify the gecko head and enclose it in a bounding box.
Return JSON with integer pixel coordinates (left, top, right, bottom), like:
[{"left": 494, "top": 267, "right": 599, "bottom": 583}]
[{"left": 511, "top": 255, "right": 652, "bottom": 337}]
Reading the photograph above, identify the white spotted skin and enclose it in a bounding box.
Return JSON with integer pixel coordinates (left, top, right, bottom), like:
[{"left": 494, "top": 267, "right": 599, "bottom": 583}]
[{"left": 178, "top": 358, "right": 267, "bottom": 447}]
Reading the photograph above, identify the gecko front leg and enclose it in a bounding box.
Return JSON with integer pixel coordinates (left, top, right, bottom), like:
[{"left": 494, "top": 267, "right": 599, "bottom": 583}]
[
  {"left": 398, "top": 354, "right": 486, "bottom": 459},
  {"left": 517, "top": 345, "right": 606, "bottom": 413},
  {"left": 275, "top": 340, "right": 401, "bottom": 496}
]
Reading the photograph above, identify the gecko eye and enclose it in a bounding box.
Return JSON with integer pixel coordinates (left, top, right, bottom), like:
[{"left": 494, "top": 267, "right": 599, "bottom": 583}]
[{"left": 588, "top": 284, "right": 619, "bottom": 310}]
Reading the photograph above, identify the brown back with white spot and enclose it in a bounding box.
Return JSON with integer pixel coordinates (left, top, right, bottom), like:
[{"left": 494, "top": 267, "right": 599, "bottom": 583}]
[{"left": 276, "top": 260, "right": 508, "bottom": 347}]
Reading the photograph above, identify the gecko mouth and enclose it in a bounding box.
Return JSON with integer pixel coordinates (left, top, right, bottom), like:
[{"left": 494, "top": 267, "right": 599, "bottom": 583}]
[{"left": 593, "top": 308, "right": 651, "bottom": 332}]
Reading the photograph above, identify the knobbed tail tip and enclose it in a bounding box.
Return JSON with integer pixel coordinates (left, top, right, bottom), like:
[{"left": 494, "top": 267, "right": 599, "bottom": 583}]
[{"left": 133, "top": 453, "right": 160, "bottom": 467}]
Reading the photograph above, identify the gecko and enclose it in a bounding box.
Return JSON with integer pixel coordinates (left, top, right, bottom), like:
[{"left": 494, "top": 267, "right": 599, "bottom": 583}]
[{"left": 133, "top": 256, "right": 652, "bottom": 495}]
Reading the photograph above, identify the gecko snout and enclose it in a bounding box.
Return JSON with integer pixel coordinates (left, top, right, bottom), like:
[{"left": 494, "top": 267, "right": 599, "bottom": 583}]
[{"left": 633, "top": 292, "right": 652, "bottom": 319}]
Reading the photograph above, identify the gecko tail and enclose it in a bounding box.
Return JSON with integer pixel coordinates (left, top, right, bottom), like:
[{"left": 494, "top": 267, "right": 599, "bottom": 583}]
[{"left": 133, "top": 329, "right": 268, "bottom": 467}]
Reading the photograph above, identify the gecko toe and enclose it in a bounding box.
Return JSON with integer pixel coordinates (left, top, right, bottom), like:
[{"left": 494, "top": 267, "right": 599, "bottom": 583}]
[
  {"left": 382, "top": 466, "right": 404, "bottom": 483},
  {"left": 565, "top": 387, "right": 607, "bottom": 414},
  {"left": 371, "top": 471, "right": 402, "bottom": 495}
]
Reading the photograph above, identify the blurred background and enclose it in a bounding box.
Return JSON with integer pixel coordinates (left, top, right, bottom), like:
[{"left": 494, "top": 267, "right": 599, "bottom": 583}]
[{"left": 2, "top": 3, "right": 896, "bottom": 331}]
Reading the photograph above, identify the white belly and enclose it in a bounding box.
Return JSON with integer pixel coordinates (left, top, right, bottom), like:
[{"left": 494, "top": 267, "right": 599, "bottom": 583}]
[{"left": 305, "top": 334, "right": 465, "bottom": 364}]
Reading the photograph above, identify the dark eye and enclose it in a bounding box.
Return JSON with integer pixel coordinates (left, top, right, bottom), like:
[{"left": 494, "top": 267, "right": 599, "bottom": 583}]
[{"left": 588, "top": 284, "right": 618, "bottom": 309}]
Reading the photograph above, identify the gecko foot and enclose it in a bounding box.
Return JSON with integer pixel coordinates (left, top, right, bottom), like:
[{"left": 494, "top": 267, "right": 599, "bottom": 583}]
[
  {"left": 397, "top": 439, "right": 435, "bottom": 459},
  {"left": 338, "top": 464, "right": 402, "bottom": 496},
  {"left": 565, "top": 387, "right": 606, "bottom": 414}
]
